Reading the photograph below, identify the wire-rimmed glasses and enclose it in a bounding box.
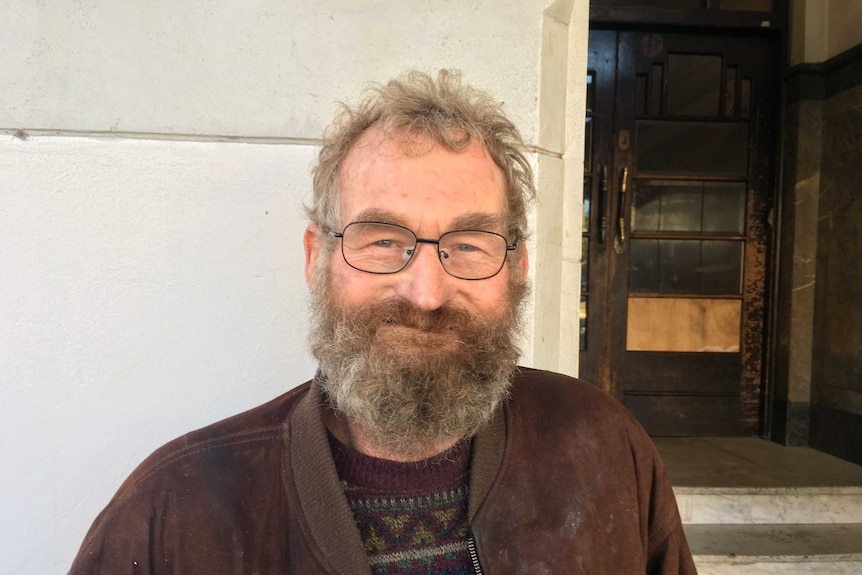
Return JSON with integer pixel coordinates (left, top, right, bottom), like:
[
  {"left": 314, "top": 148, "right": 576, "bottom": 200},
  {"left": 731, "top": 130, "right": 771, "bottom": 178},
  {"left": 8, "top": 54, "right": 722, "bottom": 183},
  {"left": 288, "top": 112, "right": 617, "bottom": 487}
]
[{"left": 328, "top": 221, "right": 517, "bottom": 280}]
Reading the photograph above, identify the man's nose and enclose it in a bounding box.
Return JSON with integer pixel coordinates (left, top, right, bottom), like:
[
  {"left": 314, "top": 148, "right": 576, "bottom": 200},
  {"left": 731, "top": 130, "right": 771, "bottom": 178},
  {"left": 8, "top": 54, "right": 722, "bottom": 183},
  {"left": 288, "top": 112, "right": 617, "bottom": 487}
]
[{"left": 391, "top": 242, "right": 456, "bottom": 311}]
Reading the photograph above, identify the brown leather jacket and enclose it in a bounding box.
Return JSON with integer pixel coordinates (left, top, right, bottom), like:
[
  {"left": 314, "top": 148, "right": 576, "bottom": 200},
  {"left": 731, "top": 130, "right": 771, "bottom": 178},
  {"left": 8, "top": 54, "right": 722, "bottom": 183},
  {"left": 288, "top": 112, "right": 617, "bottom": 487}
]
[{"left": 69, "top": 368, "right": 696, "bottom": 574}]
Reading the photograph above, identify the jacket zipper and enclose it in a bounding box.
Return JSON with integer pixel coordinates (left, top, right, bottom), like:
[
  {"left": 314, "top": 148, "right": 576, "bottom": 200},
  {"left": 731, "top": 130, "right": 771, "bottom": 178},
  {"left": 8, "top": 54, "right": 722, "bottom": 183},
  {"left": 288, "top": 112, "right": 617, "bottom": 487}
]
[{"left": 467, "top": 534, "right": 483, "bottom": 575}]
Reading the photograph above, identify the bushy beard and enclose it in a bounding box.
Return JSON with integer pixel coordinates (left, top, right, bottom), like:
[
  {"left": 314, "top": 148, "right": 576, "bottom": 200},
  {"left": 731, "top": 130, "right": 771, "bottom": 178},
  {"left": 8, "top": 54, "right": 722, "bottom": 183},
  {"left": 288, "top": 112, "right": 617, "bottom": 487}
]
[{"left": 308, "top": 264, "right": 527, "bottom": 459}]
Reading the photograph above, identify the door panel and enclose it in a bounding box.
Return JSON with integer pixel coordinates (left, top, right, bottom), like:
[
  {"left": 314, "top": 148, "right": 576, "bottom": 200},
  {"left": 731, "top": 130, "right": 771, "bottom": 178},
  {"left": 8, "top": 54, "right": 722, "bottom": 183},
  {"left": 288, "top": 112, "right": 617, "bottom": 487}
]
[{"left": 580, "top": 29, "right": 778, "bottom": 436}]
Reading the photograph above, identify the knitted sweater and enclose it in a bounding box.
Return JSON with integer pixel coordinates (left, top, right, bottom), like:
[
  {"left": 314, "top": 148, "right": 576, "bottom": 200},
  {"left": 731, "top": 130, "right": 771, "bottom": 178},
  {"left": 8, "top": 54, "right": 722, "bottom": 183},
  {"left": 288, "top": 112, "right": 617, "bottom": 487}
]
[{"left": 329, "top": 434, "right": 473, "bottom": 575}]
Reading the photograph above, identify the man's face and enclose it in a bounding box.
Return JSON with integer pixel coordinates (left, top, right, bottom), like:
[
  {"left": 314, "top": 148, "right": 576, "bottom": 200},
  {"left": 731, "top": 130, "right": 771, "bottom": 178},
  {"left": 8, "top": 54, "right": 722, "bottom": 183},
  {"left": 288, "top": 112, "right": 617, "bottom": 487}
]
[
  {"left": 304, "top": 126, "right": 528, "bottom": 459},
  {"left": 307, "top": 125, "right": 526, "bottom": 317}
]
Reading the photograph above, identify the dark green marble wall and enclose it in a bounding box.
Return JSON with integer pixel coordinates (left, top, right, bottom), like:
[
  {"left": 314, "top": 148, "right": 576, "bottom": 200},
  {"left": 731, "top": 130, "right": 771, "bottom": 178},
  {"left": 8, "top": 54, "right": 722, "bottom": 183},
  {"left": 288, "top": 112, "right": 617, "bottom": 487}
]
[{"left": 778, "top": 44, "right": 862, "bottom": 465}]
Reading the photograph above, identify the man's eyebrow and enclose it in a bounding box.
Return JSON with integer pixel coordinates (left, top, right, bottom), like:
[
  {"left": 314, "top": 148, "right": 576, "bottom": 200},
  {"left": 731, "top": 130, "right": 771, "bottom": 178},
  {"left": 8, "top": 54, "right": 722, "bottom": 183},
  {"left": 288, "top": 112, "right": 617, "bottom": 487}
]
[
  {"left": 350, "top": 209, "right": 507, "bottom": 234},
  {"left": 450, "top": 212, "right": 507, "bottom": 231}
]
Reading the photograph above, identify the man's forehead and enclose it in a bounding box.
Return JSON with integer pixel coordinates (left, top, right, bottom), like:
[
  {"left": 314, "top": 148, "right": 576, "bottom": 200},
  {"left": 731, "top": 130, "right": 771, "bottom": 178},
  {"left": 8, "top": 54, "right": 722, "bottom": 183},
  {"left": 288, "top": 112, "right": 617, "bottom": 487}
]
[{"left": 335, "top": 124, "right": 506, "bottom": 225}]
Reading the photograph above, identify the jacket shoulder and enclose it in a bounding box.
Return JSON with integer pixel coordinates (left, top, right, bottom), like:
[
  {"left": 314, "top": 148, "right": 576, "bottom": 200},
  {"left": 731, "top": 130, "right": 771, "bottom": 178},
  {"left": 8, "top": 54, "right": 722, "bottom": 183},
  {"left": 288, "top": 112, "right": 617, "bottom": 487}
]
[
  {"left": 509, "top": 367, "right": 637, "bottom": 427},
  {"left": 69, "top": 382, "right": 315, "bottom": 574},
  {"left": 124, "top": 381, "right": 312, "bottom": 489}
]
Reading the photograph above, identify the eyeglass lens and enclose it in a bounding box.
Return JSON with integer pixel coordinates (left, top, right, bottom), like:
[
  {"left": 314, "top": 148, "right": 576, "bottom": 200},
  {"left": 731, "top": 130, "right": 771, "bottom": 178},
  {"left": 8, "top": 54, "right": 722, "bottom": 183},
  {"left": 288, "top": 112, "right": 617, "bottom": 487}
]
[{"left": 340, "top": 222, "right": 508, "bottom": 280}]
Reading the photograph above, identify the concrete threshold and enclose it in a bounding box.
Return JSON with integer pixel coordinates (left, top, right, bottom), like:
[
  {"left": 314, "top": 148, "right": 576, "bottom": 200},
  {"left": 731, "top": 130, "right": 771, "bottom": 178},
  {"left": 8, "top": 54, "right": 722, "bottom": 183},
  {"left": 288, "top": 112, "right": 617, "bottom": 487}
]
[
  {"left": 689, "top": 524, "right": 862, "bottom": 575},
  {"left": 656, "top": 438, "right": 862, "bottom": 575},
  {"left": 674, "top": 486, "right": 862, "bottom": 524},
  {"left": 686, "top": 523, "right": 862, "bottom": 557}
]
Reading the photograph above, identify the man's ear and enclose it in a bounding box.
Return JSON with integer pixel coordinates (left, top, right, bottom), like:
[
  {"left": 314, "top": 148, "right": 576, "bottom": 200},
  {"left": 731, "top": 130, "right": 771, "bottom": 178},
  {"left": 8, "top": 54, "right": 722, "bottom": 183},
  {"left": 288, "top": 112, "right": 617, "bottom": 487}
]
[
  {"left": 304, "top": 224, "right": 322, "bottom": 289},
  {"left": 516, "top": 243, "right": 529, "bottom": 283}
]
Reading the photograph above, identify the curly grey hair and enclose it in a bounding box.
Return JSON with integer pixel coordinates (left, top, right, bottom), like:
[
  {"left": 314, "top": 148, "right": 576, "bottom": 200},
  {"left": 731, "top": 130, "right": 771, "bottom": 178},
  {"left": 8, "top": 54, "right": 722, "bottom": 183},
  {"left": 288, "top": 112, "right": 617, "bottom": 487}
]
[{"left": 307, "top": 69, "right": 535, "bottom": 245}]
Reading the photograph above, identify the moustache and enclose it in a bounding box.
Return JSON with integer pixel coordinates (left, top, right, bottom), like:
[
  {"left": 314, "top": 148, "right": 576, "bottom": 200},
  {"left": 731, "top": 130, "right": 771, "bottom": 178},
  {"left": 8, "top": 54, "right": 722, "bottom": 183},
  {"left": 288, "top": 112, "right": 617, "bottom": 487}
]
[{"left": 351, "top": 300, "right": 478, "bottom": 335}]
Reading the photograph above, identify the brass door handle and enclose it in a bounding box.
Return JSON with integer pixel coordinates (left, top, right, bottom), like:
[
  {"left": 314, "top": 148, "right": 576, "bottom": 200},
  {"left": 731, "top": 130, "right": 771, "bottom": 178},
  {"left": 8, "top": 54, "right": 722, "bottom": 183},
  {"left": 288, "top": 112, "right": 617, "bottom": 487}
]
[{"left": 615, "top": 167, "right": 628, "bottom": 253}]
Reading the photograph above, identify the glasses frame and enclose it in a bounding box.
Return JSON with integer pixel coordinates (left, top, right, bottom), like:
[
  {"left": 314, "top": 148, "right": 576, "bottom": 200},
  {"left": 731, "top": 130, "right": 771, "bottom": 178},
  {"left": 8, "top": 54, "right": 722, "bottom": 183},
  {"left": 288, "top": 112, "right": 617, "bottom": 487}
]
[{"left": 327, "top": 221, "right": 519, "bottom": 281}]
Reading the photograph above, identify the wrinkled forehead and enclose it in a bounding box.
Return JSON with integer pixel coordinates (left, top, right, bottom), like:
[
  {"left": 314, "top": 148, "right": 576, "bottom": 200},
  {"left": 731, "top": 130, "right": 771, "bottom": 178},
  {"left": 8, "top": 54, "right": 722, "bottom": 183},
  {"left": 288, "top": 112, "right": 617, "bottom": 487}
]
[{"left": 336, "top": 125, "right": 506, "bottom": 226}]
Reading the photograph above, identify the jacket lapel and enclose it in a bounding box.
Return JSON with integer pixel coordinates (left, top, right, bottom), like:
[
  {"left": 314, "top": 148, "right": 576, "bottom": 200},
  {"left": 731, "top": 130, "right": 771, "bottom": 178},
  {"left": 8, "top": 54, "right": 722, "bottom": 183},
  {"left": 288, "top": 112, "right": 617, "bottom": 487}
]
[
  {"left": 289, "top": 379, "right": 372, "bottom": 575},
  {"left": 468, "top": 392, "right": 507, "bottom": 521}
]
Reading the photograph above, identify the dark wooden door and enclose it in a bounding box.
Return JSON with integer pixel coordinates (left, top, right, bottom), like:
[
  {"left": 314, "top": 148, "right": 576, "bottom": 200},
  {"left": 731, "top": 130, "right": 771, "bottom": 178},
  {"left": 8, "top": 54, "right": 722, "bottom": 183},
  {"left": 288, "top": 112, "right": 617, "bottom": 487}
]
[{"left": 580, "top": 29, "right": 778, "bottom": 436}]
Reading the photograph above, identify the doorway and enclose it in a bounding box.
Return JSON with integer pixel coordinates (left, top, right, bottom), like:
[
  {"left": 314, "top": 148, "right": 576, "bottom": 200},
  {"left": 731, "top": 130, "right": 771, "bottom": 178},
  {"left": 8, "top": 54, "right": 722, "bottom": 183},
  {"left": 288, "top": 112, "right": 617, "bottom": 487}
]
[{"left": 579, "top": 28, "right": 779, "bottom": 436}]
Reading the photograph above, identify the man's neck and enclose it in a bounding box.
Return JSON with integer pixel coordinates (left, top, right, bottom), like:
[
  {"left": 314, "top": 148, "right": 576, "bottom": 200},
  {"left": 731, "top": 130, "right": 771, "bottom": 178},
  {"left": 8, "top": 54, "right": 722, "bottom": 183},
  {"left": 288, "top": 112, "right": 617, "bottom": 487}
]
[{"left": 323, "top": 408, "right": 464, "bottom": 463}]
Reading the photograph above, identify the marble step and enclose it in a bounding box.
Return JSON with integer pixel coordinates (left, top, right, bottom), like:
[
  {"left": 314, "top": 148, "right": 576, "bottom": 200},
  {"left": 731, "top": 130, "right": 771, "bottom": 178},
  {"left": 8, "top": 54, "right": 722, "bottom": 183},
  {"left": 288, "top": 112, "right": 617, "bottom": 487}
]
[
  {"left": 686, "top": 523, "right": 862, "bottom": 575},
  {"left": 674, "top": 486, "right": 862, "bottom": 524}
]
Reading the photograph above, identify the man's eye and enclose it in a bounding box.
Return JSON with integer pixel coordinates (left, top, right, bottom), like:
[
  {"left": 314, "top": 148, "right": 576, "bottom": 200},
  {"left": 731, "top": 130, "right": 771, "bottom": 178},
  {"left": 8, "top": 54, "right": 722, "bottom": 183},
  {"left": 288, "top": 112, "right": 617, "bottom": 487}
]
[
  {"left": 372, "top": 239, "right": 396, "bottom": 248},
  {"left": 455, "top": 243, "right": 479, "bottom": 253}
]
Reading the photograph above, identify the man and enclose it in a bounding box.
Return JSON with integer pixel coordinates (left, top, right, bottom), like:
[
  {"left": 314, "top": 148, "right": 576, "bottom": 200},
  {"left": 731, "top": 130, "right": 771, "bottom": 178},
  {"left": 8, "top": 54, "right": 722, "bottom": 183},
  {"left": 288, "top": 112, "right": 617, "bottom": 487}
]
[{"left": 70, "top": 70, "right": 696, "bottom": 574}]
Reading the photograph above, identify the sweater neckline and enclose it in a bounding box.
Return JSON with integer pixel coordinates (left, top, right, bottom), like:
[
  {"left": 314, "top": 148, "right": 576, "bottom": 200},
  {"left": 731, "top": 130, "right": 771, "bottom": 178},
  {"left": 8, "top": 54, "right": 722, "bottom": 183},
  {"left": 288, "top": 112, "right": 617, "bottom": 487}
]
[{"left": 327, "top": 430, "right": 472, "bottom": 494}]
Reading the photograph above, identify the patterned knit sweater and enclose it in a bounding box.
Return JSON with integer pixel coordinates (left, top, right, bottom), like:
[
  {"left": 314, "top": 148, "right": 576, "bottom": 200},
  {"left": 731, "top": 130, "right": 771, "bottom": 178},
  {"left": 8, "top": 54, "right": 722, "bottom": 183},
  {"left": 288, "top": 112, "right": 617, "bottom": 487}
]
[{"left": 329, "top": 433, "right": 473, "bottom": 575}]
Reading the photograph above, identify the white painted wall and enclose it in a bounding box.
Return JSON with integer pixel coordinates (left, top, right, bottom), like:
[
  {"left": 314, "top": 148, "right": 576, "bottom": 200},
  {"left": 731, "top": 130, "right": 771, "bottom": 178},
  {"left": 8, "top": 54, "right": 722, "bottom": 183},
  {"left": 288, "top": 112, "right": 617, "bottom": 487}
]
[
  {"left": 533, "top": 0, "right": 589, "bottom": 377},
  {"left": 2, "top": 0, "right": 542, "bottom": 143},
  {"left": 0, "top": 1, "right": 589, "bottom": 572},
  {"left": 0, "top": 136, "right": 318, "bottom": 573}
]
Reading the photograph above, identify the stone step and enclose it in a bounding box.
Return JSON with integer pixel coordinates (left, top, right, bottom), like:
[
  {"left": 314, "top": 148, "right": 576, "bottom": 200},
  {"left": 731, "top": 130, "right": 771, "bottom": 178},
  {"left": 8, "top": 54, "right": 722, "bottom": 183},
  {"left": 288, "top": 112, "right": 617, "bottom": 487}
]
[
  {"left": 674, "top": 486, "right": 862, "bottom": 524},
  {"left": 686, "top": 523, "right": 862, "bottom": 575}
]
